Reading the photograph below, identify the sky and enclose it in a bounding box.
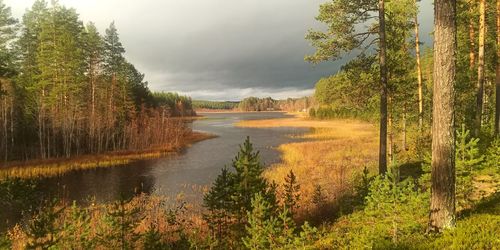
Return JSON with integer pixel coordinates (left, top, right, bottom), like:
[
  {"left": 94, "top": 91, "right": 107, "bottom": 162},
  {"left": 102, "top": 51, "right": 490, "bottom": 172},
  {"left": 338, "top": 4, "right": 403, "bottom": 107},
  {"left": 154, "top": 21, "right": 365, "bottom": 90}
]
[{"left": 6, "top": 0, "right": 434, "bottom": 101}]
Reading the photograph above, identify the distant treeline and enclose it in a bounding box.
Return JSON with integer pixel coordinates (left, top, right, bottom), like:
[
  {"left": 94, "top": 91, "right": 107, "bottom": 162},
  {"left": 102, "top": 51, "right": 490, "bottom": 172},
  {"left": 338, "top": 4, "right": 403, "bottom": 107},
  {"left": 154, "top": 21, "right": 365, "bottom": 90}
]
[
  {"left": 192, "top": 100, "right": 239, "bottom": 110},
  {"left": 154, "top": 92, "right": 196, "bottom": 116},
  {"left": 192, "top": 97, "right": 315, "bottom": 112},
  {"left": 0, "top": 1, "right": 193, "bottom": 162}
]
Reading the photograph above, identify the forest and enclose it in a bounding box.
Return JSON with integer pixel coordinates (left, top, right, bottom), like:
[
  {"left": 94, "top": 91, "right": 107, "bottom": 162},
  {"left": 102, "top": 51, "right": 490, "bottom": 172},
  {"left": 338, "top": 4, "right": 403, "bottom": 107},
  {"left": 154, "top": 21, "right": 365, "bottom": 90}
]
[
  {"left": 0, "top": 0, "right": 195, "bottom": 163},
  {"left": 192, "top": 100, "right": 239, "bottom": 111},
  {"left": 1, "top": 0, "right": 500, "bottom": 249}
]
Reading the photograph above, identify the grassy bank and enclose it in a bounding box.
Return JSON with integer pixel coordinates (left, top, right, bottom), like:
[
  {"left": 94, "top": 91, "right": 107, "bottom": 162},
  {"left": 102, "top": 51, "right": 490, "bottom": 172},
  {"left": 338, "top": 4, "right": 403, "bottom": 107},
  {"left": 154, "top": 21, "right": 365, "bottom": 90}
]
[
  {"left": 236, "top": 115, "right": 379, "bottom": 218},
  {"left": 0, "top": 132, "right": 216, "bottom": 180}
]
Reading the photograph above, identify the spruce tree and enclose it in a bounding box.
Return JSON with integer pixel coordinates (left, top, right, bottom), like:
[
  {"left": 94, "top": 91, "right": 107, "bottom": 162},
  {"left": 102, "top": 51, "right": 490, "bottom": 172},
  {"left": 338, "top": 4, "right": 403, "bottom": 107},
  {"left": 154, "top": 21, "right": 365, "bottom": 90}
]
[
  {"left": 203, "top": 167, "right": 235, "bottom": 241},
  {"left": 283, "top": 169, "right": 300, "bottom": 217},
  {"left": 455, "top": 125, "right": 483, "bottom": 210},
  {"left": 231, "top": 136, "right": 268, "bottom": 219},
  {"left": 243, "top": 193, "right": 278, "bottom": 249}
]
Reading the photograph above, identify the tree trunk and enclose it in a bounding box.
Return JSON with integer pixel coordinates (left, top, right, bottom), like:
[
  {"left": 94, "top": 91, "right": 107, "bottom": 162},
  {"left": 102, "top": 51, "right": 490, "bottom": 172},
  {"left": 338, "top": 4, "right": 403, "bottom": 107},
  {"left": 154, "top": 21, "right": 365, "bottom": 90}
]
[
  {"left": 379, "top": 0, "right": 388, "bottom": 175},
  {"left": 495, "top": 0, "right": 500, "bottom": 135},
  {"left": 429, "top": 0, "right": 456, "bottom": 232},
  {"left": 403, "top": 106, "right": 408, "bottom": 151},
  {"left": 475, "top": 0, "right": 486, "bottom": 136},
  {"left": 469, "top": 0, "right": 476, "bottom": 73},
  {"left": 415, "top": 7, "right": 424, "bottom": 131}
]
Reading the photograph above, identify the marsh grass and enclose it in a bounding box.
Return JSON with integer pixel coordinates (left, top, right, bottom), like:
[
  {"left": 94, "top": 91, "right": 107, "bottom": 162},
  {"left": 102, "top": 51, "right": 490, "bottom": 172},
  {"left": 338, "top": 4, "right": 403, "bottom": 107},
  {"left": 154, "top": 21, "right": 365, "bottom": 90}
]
[
  {"left": 237, "top": 116, "right": 379, "bottom": 221},
  {"left": 0, "top": 132, "right": 216, "bottom": 180}
]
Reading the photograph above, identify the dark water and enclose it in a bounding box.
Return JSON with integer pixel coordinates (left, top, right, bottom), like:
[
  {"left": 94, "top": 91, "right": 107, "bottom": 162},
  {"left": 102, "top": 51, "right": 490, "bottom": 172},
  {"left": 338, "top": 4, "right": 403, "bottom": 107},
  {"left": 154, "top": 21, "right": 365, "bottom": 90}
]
[{"left": 1, "top": 112, "right": 308, "bottom": 230}]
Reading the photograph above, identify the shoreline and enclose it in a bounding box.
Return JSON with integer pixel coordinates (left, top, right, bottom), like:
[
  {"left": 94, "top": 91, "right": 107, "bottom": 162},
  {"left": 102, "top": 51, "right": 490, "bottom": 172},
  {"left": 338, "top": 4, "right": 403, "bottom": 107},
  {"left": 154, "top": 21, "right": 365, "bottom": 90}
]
[
  {"left": 0, "top": 131, "right": 217, "bottom": 180},
  {"left": 196, "top": 110, "right": 288, "bottom": 114}
]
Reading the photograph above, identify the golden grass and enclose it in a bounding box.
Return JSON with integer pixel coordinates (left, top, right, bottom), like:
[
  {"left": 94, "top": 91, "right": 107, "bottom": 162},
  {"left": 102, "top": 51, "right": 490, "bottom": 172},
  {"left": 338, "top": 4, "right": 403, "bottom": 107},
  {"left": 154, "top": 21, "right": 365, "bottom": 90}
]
[
  {"left": 0, "top": 132, "right": 216, "bottom": 180},
  {"left": 237, "top": 115, "right": 379, "bottom": 217}
]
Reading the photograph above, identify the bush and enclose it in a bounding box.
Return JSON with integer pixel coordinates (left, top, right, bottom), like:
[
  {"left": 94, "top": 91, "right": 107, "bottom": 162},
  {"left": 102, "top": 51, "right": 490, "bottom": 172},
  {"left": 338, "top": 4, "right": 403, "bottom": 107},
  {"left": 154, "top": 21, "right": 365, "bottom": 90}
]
[
  {"left": 428, "top": 214, "right": 500, "bottom": 249},
  {"left": 309, "top": 106, "right": 377, "bottom": 121},
  {"left": 318, "top": 169, "right": 429, "bottom": 249},
  {"left": 483, "top": 137, "right": 500, "bottom": 171}
]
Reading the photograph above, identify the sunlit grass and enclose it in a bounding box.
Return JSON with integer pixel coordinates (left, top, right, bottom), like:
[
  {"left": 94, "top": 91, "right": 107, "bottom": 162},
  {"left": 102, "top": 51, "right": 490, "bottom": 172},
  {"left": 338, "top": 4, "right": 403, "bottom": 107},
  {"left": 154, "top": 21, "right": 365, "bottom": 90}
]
[
  {"left": 0, "top": 132, "right": 216, "bottom": 180},
  {"left": 237, "top": 115, "right": 379, "bottom": 217}
]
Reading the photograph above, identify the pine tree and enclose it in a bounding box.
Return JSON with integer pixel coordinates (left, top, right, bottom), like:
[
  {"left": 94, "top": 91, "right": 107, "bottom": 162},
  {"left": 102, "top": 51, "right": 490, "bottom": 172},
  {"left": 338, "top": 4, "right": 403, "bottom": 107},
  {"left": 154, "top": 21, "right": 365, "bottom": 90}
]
[
  {"left": 203, "top": 167, "right": 235, "bottom": 241},
  {"left": 82, "top": 22, "right": 104, "bottom": 153},
  {"left": 0, "top": 0, "right": 18, "bottom": 162},
  {"left": 306, "top": 0, "right": 390, "bottom": 174},
  {"left": 36, "top": 3, "right": 86, "bottom": 158},
  {"left": 243, "top": 193, "right": 278, "bottom": 249},
  {"left": 203, "top": 137, "right": 275, "bottom": 247},
  {"left": 101, "top": 198, "right": 142, "bottom": 250},
  {"left": 59, "top": 202, "right": 95, "bottom": 249},
  {"left": 312, "top": 184, "right": 326, "bottom": 207},
  {"left": 0, "top": 0, "right": 17, "bottom": 77},
  {"left": 231, "top": 136, "right": 268, "bottom": 219},
  {"left": 25, "top": 201, "right": 63, "bottom": 249},
  {"left": 483, "top": 137, "right": 500, "bottom": 170},
  {"left": 455, "top": 125, "right": 483, "bottom": 210},
  {"left": 283, "top": 169, "right": 300, "bottom": 217},
  {"left": 429, "top": 0, "right": 457, "bottom": 232}
]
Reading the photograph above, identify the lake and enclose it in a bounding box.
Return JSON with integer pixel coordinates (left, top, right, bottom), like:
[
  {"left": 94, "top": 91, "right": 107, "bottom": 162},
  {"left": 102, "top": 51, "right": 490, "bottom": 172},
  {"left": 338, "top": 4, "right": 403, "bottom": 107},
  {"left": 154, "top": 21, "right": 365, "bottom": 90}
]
[{"left": 1, "top": 112, "right": 308, "bottom": 231}]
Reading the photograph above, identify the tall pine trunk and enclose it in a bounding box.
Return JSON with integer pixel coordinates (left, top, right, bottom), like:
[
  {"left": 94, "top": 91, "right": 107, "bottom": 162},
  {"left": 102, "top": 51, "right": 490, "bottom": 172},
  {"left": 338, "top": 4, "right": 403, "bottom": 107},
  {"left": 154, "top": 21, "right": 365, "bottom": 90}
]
[
  {"left": 475, "top": 0, "right": 486, "bottom": 136},
  {"left": 469, "top": 0, "right": 476, "bottom": 72},
  {"left": 415, "top": 5, "right": 424, "bottom": 131},
  {"left": 379, "top": 0, "right": 388, "bottom": 175},
  {"left": 429, "top": 0, "right": 456, "bottom": 232},
  {"left": 495, "top": 0, "right": 500, "bottom": 135}
]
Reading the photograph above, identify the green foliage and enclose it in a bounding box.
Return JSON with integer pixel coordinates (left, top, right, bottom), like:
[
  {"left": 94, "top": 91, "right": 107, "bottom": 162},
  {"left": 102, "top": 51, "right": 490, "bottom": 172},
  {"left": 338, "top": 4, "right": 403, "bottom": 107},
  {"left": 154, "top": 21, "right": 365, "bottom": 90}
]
[
  {"left": 353, "top": 166, "right": 373, "bottom": 206},
  {"left": 203, "top": 136, "right": 274, "bottom": 247},
  {"left": 192, "top": 100, "right": 238, "bottom": 110},
  {"left": 153, "top": 92, "right": 195, "bottom": 116},
  {"left": 231, "top": 137, "right": 270, "bottom": 218},
  {"left": 427, "top": 214, "right": 500, "bottom": 249},
  {"left": 310, "top": 106, "right": 377, "bottom": 121},
  {"left": 142, "top": 225, "right": 167, "bottom": 250},
  {"left": 305, "top": 0, "right": 378, "bottom": 63},
  {"left": 283, "top": 170, "right": 300, "bottom": 217},
  {"left": 311, "top": 184, "right": 326, "bottom": 207},
  {"left": 238, "top": 97, "right": 276, "bottom": 111},
  {"left": 320, "top": 170, "right": 429, "bottom": 249},
  {"left": 100, "top": 198, "right": 142, "bottom": 250},
  {"left": 244, "top": 192, "right": 319, "bottom": 249},
  {"left": 0, "top": 0, "right": 18, "bottom": 77},
  {"left": 483, "top": 137, "right": 500, "bottom": 170},
  {"left": 0, "top": 0, "right": 193, "bottom": 162},
  {"left": 203, "top": 167, "right": 234, "bottom": 242},
  {"left": 363, "top": 170, "right": 428, "bottom": 244},
  {"left": 243, "top": 193, "right": 278, "bottom": 249},
  {"left": 310, "top": 55, "right": 379, "bottom": 121},
  {"left": 58, "top": 202, "right": 95, "bottom": 249},
  {"left": 25, "top": 200, "right": 63, "bottom": 249},
  {"left": 455, "top": 125, "right": 484, "bottom": 210},
  {"left": 422, "top": 126, "right": 484, "bottom": 210},
  {"left": 0, "top": 233, "right": 10, "bottom": 249}
]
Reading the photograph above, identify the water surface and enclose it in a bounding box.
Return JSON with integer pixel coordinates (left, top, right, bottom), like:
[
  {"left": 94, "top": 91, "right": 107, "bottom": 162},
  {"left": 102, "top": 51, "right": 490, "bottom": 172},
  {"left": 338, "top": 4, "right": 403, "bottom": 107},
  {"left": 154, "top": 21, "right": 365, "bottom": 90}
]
[{"left": 1, "top": 112, "right": 308, "bottom": 230}]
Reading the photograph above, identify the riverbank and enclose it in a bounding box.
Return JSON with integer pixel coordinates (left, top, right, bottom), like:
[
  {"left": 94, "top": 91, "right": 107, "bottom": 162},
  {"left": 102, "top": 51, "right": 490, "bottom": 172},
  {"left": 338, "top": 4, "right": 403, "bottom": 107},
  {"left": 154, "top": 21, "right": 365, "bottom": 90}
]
[
  {"left": 236, "top": 114, "right": 379, "bottom": 218},
  {"left": 0, "top": 131, "right": 216, "bottom": 180}
]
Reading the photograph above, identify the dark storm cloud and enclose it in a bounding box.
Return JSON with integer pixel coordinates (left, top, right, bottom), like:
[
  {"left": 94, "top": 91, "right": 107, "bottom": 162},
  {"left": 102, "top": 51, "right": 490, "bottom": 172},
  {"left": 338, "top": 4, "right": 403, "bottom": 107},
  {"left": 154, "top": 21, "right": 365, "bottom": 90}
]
[{"left": 8, "top": 0, "right": 434, "bottom": 100}]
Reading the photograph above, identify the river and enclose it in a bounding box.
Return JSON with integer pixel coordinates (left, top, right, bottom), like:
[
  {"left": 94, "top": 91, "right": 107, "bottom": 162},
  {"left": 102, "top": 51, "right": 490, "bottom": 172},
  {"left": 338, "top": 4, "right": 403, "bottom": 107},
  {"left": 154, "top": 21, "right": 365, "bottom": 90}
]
[{"left": 1, "top": 112, "right": 308, "bottom": 231}]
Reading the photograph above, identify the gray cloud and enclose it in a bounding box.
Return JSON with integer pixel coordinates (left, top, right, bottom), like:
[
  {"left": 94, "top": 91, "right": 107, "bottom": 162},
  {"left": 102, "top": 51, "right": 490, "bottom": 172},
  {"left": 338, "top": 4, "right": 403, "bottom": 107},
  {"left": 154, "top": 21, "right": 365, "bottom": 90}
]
[{"left": 7, "top": 0, "right": 434, "bottom": 100}]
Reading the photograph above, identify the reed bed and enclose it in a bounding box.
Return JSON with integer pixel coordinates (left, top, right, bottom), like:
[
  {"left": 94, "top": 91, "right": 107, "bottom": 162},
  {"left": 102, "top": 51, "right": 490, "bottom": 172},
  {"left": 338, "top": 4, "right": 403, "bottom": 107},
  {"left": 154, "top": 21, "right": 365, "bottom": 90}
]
[{"left": 0, "top": 132, "right": 216, "bottom": 180}]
